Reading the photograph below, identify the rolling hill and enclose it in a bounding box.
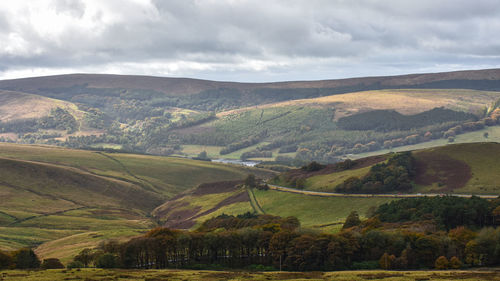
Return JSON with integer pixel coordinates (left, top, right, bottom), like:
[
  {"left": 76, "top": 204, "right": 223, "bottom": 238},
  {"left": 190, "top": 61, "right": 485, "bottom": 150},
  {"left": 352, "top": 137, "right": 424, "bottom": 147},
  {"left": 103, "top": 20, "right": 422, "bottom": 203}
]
[
  {"left": 152, "top": 180, "right": 394, "bottom": 234},
  {"left": 2, "top": 68, "right": 500, "bottom": 97},
  {"left": 0, "top": 143, "right": 274, "bottom": 262},
  {"left": 151, "top": 142, "right": 500, "bottom": 237},
  {"left": 1, "top": 69, "right": 500, "bottom": 164},
  {"left": 273, "top": 142, "right": 500, "bottom": 195}
]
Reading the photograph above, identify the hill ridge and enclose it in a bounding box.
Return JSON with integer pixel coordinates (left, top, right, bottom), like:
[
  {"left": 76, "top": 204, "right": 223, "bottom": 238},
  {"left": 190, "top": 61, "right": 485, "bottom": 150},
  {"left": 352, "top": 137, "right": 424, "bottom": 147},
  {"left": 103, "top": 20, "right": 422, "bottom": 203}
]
[{"left": 1, "top": 68, "right": 500, "bottom": 96}]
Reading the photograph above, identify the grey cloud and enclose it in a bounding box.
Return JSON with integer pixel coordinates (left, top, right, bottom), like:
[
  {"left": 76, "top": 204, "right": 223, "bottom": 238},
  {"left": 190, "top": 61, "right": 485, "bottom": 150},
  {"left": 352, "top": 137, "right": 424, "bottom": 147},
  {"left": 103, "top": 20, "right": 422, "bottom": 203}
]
[
  {"left": 52, "top": 0, "right": 85, "bottom": 18},
  {"left": 0, "top": 0, "right": 500, "bottom": 81}
]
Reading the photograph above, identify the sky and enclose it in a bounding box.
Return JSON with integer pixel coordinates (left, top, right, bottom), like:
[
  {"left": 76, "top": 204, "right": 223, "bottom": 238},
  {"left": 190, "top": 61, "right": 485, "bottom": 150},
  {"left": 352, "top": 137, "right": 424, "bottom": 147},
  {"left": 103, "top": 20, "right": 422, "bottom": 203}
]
[{"left": 1, "top": 0, "right": 500, "bottom": 82}]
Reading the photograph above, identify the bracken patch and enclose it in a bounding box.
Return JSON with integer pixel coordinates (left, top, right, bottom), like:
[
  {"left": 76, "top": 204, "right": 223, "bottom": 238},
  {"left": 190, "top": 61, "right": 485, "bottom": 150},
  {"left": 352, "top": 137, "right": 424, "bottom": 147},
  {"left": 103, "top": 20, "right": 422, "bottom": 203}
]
[{"left": 414, "top": 151, "right": 472, "bottom": 190}]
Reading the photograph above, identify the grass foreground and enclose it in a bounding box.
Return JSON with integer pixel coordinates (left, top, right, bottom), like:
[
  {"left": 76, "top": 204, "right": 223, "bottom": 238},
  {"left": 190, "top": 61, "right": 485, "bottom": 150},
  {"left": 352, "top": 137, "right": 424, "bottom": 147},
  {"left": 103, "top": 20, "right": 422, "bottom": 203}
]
[{"left": 1, "top": 268, "right": 499, "bottom": 281}]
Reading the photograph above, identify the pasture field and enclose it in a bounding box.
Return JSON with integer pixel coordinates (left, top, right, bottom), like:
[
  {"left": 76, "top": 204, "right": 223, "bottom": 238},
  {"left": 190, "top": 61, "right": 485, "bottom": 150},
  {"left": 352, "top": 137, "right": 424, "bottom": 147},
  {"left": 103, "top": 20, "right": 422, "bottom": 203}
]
[
  {"left": 152, "top": 181, "right": 394, "bottom": 233},
  {"left": 1, "top": 268, "right": 499, "bottom": 281},
  {"left": 180, "top": 144, "right": 223, "bottom": 158},
  {"left": 299, "top": 166, "right": 373, "bottom": 192},
  {"left": 253, "top": 189, "right": 394, "bottom": 232}
]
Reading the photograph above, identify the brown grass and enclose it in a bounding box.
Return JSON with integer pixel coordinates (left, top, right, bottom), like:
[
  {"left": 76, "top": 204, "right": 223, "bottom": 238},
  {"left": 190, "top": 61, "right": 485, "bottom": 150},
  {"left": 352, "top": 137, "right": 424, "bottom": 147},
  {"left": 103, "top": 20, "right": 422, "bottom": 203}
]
[
  {"left": 155, "top": 182, "right": 251, "bottom": 229},
  {"left": 192, "top": 180, "right": 243, "bottom": 196},
  {"left": 414, "top": 151, "right": 472, "bottom": 190},
  {"left": 0, "top": 90, "right": 76, "bottom": 122},
  {"left": 218, "top": 89, "right": 500, "bottom": 119}
]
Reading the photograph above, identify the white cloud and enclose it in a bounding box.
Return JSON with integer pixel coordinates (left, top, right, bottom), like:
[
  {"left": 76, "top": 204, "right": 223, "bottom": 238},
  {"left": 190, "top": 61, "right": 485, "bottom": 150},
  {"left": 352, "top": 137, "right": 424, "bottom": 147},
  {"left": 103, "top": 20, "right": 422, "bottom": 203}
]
[{"left": 0, "top": 0, "right": 500, "bottom": 81}]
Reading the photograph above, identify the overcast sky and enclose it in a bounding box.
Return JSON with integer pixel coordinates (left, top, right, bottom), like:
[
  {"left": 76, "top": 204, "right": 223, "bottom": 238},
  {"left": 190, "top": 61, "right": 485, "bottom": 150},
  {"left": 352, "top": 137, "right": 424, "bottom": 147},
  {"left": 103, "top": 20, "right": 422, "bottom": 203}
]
[{"left": 1, "top": 0, "right": 500, "bottom": 82}]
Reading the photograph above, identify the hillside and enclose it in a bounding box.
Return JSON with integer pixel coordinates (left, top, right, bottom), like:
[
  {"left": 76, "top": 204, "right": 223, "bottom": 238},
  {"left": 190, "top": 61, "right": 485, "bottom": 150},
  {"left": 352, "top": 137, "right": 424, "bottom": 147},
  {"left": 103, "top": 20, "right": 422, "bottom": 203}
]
[
  {"left": 273, "top": 142, "right": 500, "bottom": 195},
  {"left": 0, "top": 143, "right": 273, "bottom": 262},
  {"left": 153, "top": 180, "right": 394, "bottom": 233},
  {"left": 1, "top": 69, "right": 500, "bottom": 163}
]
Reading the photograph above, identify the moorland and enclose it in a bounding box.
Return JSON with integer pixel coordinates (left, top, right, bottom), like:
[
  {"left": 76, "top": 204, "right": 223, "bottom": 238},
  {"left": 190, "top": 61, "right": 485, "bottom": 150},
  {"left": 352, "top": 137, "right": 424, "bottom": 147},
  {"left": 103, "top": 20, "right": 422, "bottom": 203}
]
[{"left": 2, "top": 70, "right": 500, "bottom": 279}]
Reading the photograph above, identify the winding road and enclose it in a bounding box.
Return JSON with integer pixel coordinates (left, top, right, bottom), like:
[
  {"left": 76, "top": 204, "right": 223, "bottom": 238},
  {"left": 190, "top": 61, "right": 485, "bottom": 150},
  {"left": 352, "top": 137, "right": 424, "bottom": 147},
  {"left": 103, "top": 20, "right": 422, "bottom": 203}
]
[{"left": 267, "top": 184, "right": 499, "bottom": 199}]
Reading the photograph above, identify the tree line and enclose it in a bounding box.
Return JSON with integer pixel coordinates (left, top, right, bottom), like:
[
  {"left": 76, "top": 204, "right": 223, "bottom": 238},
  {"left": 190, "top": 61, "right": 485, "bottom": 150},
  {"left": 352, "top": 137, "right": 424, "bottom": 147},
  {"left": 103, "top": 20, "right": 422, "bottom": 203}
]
[
  {"left": 50, "top": 195, "right": 500, "bottom": 271},
  {"left": 4, "top": 196, "right": 500, "bottom": 271},
  {"left": 335, "top": 152, "right": 415, "bottom": 193}
]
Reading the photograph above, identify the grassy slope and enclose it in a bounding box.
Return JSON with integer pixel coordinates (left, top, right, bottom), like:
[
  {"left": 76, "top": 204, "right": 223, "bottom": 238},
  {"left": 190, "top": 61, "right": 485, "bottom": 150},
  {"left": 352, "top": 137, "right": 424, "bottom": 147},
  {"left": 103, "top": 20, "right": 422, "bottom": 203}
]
[
  {"left": 0, "top": 268, "right": 498, "bottom": 281},
  {"left": 0, "top": 143, "right": 272, "bottom": 262},
  {"left": 305, "top": 166, "right": 373, "bottom": 192},
  {"left": 276, "top": 142, "right": 500, "bottom": 195},
  {"left": 217, "top": 89, "right": 500, "bottom": 119},
  {"left": 153, "top": 188, "right": 255, "bottom": 229},
  {"left": 412, "top": 142, "right": 500, "bottom": 194},
  {"left": 155, "top": 183, "right": 393, "bottom": 234},
  {"left": 0, "top": 90, "right": 81, "bottom": 122},
  {"left": 0, "top": 90, "right": 100, "bottom": 141},
  {"left": 253, "top": 189, "right": 393, "bottom": 232}
]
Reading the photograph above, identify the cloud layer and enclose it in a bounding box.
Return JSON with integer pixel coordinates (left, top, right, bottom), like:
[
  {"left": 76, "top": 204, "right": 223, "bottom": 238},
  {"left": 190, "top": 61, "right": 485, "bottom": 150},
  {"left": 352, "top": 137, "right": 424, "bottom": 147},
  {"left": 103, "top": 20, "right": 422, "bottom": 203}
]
[{"left": 1, "top": 0, "right": 500, "bottom": 81}]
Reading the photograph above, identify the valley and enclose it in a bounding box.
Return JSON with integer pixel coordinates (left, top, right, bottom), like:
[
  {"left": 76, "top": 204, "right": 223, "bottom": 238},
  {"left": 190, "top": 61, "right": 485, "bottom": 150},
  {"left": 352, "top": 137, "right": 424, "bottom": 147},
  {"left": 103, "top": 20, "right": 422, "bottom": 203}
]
[
  {"left": 2, "top": 70, "right": 500, "bottom": 275},
  {"left": 0, "top": 143, "right": 273, "bottom": 262},
  {"left": 1, "top": 70, "right": 500, "bottom": 165}
]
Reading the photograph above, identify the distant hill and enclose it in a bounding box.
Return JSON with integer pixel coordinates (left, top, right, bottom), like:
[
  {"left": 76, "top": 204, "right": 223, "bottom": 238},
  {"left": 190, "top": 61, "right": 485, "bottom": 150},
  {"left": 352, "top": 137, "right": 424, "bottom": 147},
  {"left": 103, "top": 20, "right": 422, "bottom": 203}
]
[
  {"left": 2, "top": 69, "right": 500, "bottom": 162},
  {"left": 2, "top": 68, "right": 500, "bottom": 96}
]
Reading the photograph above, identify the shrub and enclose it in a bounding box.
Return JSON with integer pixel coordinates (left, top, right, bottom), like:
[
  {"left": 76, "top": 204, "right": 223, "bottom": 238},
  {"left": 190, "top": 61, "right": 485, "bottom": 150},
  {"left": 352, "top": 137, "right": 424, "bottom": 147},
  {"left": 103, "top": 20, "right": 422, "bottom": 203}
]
[
  {"left": 301, "top": 161, "right": 325, "bottom": 172},
  {"left": 343, "top": 211, "right": 361, "bottom": 229},
  {"left": 244, "top": 174, "right": 257, "bottom": 188},
  {"left": 67, "top": 261, "right": 84, "bottom": 269},
  {"left": 74, "top": 248, "right": 95, "bottom": 267},
  {"left": 379, "top": 252, "right": 395, "bottom": 269},
  {"left": 41, "top": 258, "right": 65, "bottom": 269},
  {"left": 12, "top": 248, "right": 40, "bottom": 269},
  {"left": 95, "top": 253, "right": 118, "bottom": 268},
  {"left": 449, "top": 256, "right": 462, "bottom": 269},
  {"left": 0, "top": 250, "right": 12, "bottom": 269},
  {"left": 435, "top": 256, "right": 449, "bottom": 269}
]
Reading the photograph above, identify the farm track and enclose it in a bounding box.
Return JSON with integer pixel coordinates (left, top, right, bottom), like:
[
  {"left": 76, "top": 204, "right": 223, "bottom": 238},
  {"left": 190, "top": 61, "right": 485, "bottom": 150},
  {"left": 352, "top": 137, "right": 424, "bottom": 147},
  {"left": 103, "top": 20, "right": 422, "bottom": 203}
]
[
  {"left": 0, "top": 181, "right": 82, "bottom": 206},
  {"left": 0, "top": 210, "right": 18, "bottom": 222},
  {"left": 268, "top": 184, "right": 499, "bottom": 199},
  {"left": 7, "top": 206, "right": 88, "bottom": 227},
  {"left": 95, "top": 152, "right": 159, "bottom": 193},
  {"left": 247, "top": 188, "right": 265, "bottom": 214},
  {"left": 0, "top": 156, "right": 142, "bottom": 190}
]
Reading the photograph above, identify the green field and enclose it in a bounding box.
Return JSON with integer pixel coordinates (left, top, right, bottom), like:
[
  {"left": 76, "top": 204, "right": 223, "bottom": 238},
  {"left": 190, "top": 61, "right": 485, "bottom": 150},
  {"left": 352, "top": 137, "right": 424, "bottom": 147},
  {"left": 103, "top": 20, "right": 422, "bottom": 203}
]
[
  {"left": 0, "top": 143, "right": 273, "bottom": 262},
  {"left": 154, "top": 181, "right": 394, "bottom": 234},
  {"left": 303, "top": 166, "right": 373, "bottom": 192},
  {"left": 1, "top": 268, "right": 498, "bottom": 281},
  {"left": 254, "top": 189, "right": 394, "bottom": 232}
]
